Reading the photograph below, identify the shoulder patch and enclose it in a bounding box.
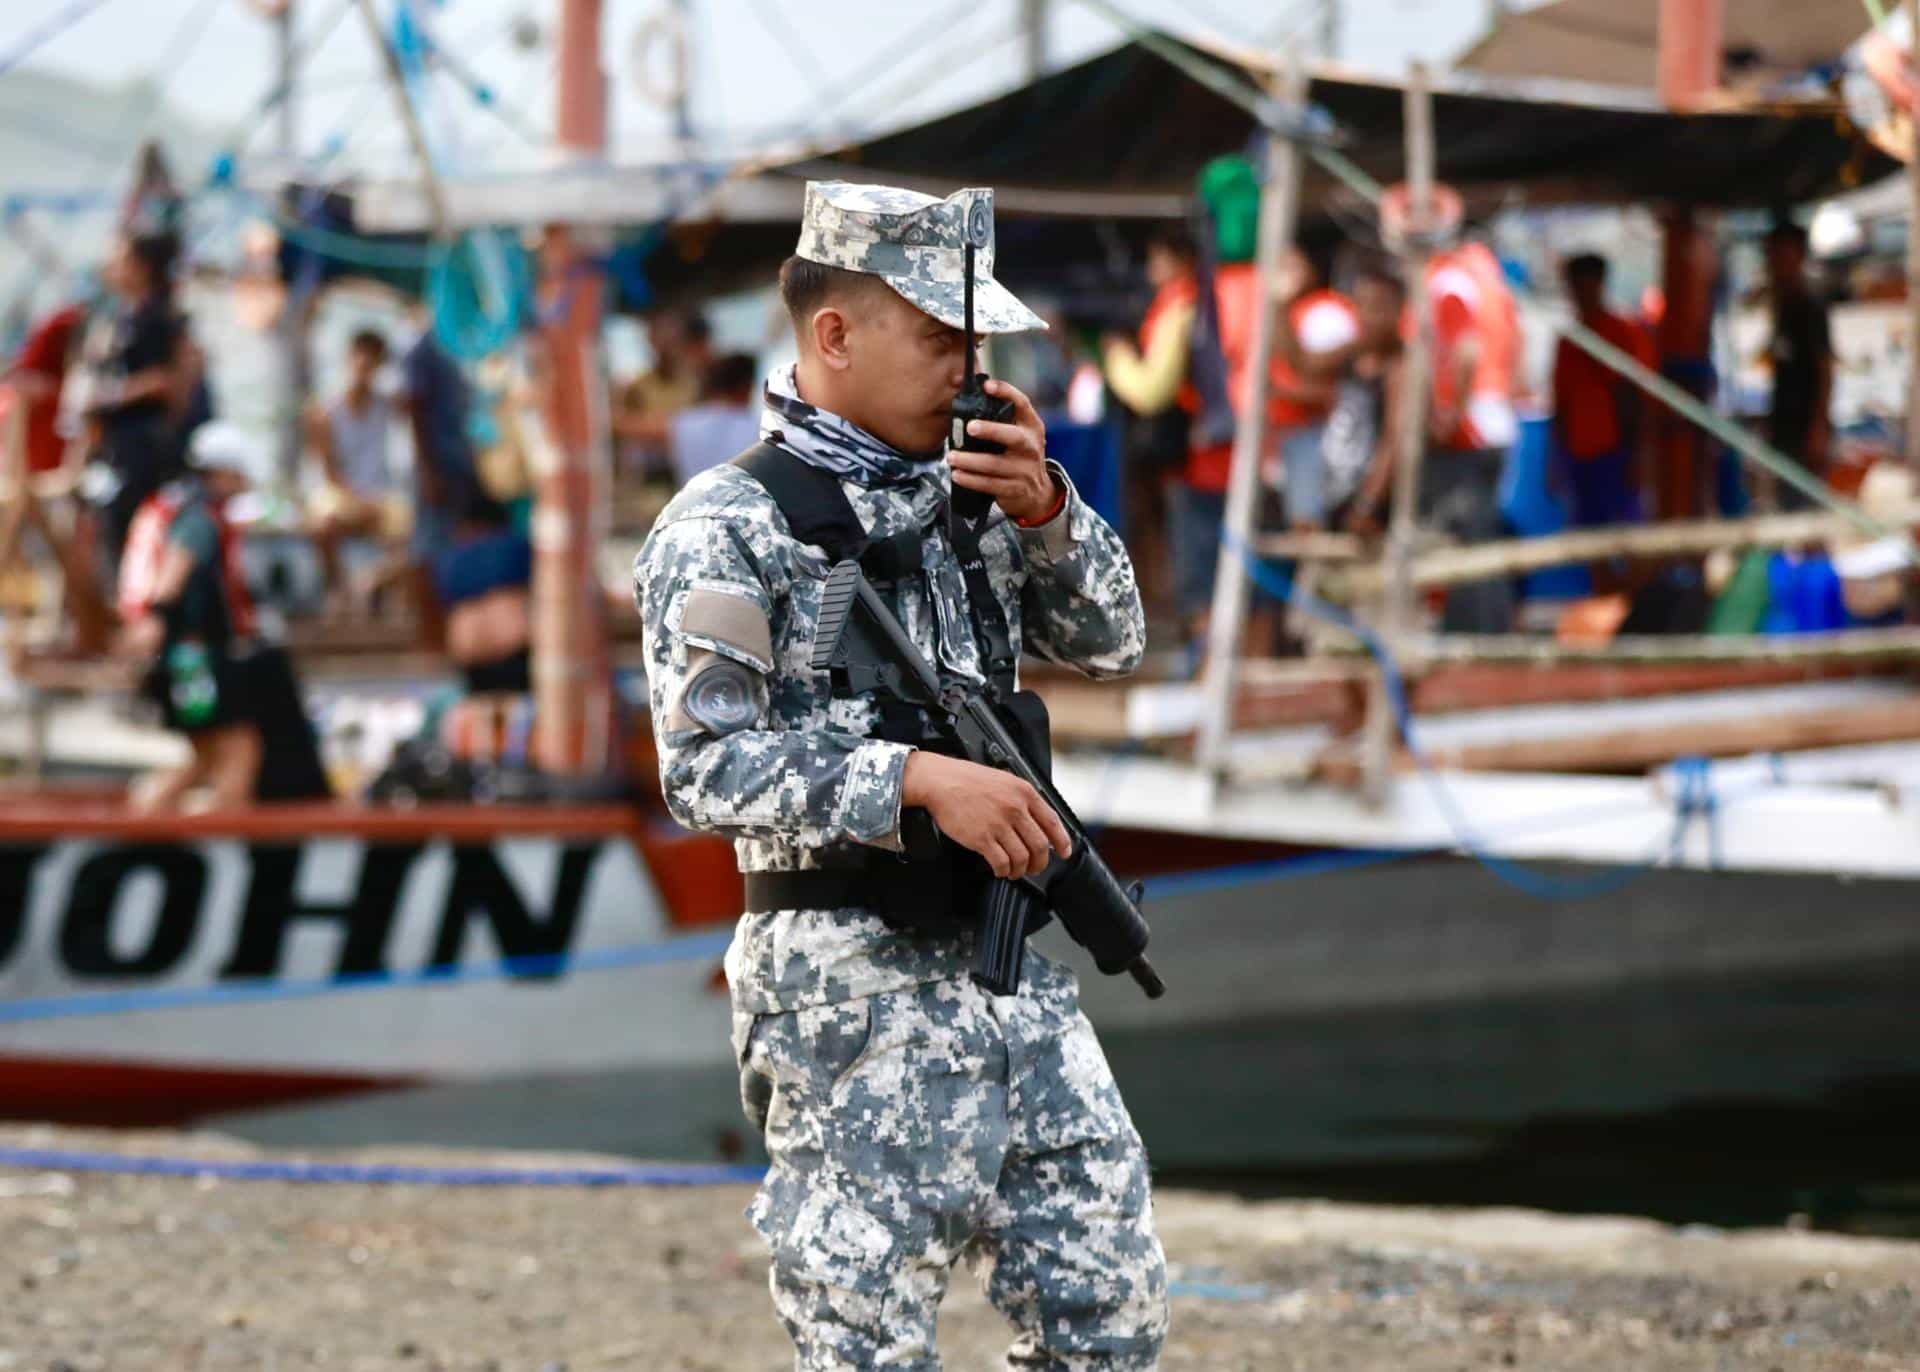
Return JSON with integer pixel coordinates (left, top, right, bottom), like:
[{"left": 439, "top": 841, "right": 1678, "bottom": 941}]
[{"left": 678, "top": 583, "right": 774, "bottom": 673}]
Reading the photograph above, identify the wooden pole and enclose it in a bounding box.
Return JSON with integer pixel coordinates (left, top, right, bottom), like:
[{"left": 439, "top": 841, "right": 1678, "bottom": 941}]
[
  {"left": 532, "top": 0, "right": 615, "bottom": 776},
  {"left": 1023, "top": 0, "right": 1050, "bottom": 80},
  {"left": 1367, "top": 697, "right": 1920, "bottom": 778},
  {"left": 1652, "top": 209, "right": 1714, "bottom": 519},
  {"left": 1656, "top": 0, "right": 1722, "bottom": 109},
  {"left": 1331, "top": 502, "right": 1920, "bottom": 594},
  {"left": 1655, "top": 0, "right": 1722, "bottom": 515},
  {"left": 1194, "top": 55, "right": 1305, "bottom": 775},
  {"left": 1908, "top": 0, "right": 1920, "bottom": 470},
  {"left": 1397, "top": 626, "right": 1920, "bottom": 666},
  {"left": 275, "top": 0, "right": 311, "bottom": 494},
  {"left": 353, "top": 0, "right": 453, "bottom": 236},
  {"left": 1361, "top": 60, "right": 1436, "bottom": 805}
]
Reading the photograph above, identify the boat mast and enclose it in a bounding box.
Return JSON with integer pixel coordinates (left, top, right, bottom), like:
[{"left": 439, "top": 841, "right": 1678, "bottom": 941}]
[
  {"left": 275, "top": 0, "right": 311, "bottom": 492},
  {"left": 532, "top": 0, "right": 615, "bottom": 776},
  {"left": 1651, "top": 0, "right": 1721, "bottom": 520},
  {"left": 1022, "top": 0, "right": 1049, "bottom": 81}
]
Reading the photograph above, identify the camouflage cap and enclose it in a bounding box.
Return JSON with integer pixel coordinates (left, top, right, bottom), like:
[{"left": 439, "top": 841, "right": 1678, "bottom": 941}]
[{"left": 795, "top": 181, "right": 1045, "bottom": 335}]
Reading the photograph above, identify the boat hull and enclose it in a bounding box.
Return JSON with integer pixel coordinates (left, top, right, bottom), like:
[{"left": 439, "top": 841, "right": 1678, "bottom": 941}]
[{"left": 113, "top": 834, "right": 1920, "bottom": 1182}]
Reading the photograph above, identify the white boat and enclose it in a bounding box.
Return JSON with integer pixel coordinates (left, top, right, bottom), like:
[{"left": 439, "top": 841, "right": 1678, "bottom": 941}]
[{"left": 6, "top": 674, "right": 1909, "bottom": 1181}]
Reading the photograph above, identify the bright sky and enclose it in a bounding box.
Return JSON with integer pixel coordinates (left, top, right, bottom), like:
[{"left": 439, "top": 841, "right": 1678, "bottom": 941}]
[{"left": 6, "top": 0, "right": 1498, "bottom": 180}]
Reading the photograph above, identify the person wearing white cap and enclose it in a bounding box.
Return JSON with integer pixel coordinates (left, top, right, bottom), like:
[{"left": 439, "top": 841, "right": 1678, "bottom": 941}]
[{"left": 119, "top": 422, "right": 329, "bottom": 811}]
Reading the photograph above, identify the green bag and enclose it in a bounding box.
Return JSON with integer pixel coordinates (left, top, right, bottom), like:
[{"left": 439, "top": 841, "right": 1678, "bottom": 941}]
[
  {"left": 1199, "top": 155, "right": 1261, "bottom": 265},
  {"left": 1706, "top": 549, "right": 1771, "bottom": 636}
]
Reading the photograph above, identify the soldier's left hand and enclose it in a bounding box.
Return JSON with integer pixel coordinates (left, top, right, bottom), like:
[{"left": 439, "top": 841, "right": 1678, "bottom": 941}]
[{"left": 950, "top": 379, "right": 1059, "bottom": 524}]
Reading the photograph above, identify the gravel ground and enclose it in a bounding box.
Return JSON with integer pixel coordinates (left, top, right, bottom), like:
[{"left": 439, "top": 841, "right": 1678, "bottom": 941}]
[{"left": 0, "top": 1125, "right": 1916, "bottom": 1371}]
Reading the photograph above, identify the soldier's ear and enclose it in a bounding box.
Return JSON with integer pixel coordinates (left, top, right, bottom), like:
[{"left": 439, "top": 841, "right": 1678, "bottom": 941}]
[{"left": 810, "top": 305, "right": 854, "bottom": 371}]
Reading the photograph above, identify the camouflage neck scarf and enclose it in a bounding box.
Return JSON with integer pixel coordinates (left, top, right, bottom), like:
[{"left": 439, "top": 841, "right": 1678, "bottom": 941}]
[{"left": 760, "top": 365, "right": 940, "bottom": 489}]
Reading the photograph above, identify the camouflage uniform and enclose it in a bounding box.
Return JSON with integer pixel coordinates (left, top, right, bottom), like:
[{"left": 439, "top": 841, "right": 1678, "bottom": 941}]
[{"left": 634, "top": 181, "right": 1166, "bottom": 1369}]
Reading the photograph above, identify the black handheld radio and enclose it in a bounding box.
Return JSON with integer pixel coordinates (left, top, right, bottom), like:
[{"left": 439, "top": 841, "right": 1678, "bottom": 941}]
[{"left": 947, "top": 239, "right": 1017, "bottom": 527}]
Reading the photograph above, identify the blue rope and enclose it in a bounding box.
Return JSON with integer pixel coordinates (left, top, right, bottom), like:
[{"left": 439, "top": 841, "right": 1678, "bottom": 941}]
[
  {"left": 1671, "top": 754, "right": 1722, "bottom": 869},
  {"left": 0, "top": 763, "right": 1737, "bottom": 1029},
  {"left": 0, "top": 929, "right": 734, "bottom": 1024},
  {"left": 0, "top": 1145, "right": 763, "bottom": 1188},
  {"left": 0, "top": 0, "right": 117, "bottom": 78},
  {"left": 1225, "top": 535, "right": 1717, "bottom": 901}
]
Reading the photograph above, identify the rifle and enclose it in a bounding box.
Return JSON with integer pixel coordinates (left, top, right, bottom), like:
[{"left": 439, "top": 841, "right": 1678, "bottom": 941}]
[{"left": 811, "top": 559, "right": 1165, "bottom": 1001}]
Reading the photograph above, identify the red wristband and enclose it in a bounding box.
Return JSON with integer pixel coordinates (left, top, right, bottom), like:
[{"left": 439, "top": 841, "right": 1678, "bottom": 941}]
[{"left": 1014, "top": 479, "right": 1068, "bottom": 529}]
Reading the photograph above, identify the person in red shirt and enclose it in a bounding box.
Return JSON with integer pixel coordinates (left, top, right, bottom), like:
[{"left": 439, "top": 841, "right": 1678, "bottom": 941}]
[
  {"left": 0, "top": 301, "right": 115, "bottom": 647},
  {"left": 5, "top": 303, "right": 85, "bottom": 477},
  {"left": 1421, "top": 243, "right": 1520, "bottom": 632},
  {"left": 1428, "top": 242, "right": 1520, "bottom": 457},
  {"left": 1552, "top": 253, "right": 1656, "bottom": 528}
]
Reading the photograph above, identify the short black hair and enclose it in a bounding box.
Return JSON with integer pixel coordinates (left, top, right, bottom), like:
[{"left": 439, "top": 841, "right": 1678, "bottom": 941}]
[
  {"left": 702, "top": 352, "right": 759, "bottom": 400},
  {"left": 1145, "top": 223, "right": 1196, "bottom": 261},
  {"left": 1299, "top": 242, "right": 1337, "bottom": 291},
  {"left": 1354, "top": 260, "right": 1406, "bottom": 298},
  {"left": 646, "top": 306, "right": 712, "bottom": 344},
  {"left": 125, "top": 231, "right": 179, "bottom": 293},
  {"left": 1765, "top": 220, "right": 1809, "bottom": 252},
  {"left": 349, "top": 328, "right": 388, "bottom": 360},
  {"left": 1564, "top": 252, "right": 1609, "bottom": 287},
  {"left": 777, "top": 255, "right": 889, "bottom": 333}
]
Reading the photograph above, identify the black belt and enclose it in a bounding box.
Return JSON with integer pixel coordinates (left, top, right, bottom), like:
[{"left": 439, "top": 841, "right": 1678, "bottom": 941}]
[{"left": 742, "top": 868, "right": 876, "bottom": 914}]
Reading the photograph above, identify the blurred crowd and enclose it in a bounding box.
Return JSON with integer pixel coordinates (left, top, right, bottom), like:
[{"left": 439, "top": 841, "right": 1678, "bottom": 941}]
[
  {"left": 0, "top": 214, "right": 538, "bottom": 812},
  {"left": 0, "top": 163, "right": 1891, "bottom": 810},
  {"left": 1090, "top": 169, "right": 1868, "bottom": 667}
]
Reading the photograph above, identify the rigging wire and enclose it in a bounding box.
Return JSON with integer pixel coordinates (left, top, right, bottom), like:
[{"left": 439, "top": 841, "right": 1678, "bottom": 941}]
[
  {"left": 0, "top": 0, "right": 119, "bottom": 79},
  {"left": 798, "top": 0, "right": 984, "bottom": 143},
  {"left": 826, "top": 13, "right": 1029, "bottom": 146},
  {"left": 93, "top": 0, "right": 229, "bottom": 179},
  {"left": 739, "top": 0, "right": 848, "bottom": 136},
  {"left": 1070, "top": 0, "right": 1916, "bottom": 553},
  {"left": 217, "top": 0, "right": 361, "bottom": 165},
  {"left": 427, "top": 28, "right": 547, "bottom": 145}
]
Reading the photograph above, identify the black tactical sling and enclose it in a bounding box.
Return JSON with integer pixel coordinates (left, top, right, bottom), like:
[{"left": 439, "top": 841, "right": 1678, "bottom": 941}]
[{"left": 731, "top": 442, "right": 1018, "bottom": 698}]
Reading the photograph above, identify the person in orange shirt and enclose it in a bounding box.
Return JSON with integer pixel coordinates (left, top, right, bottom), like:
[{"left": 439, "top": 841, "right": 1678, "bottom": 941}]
[
  {"left": 1424, "top": 242, "right": 1519, "bottom": 632},
  {"left": 1428, "top": 242, "right": 1520, "bottom": 457},
  {"left": 1100, "top": 226, "right": 1197, "bottom": 616},
  {"left": 1102, "top": 235, "right": 1248, "bottom": 655},
  {"left": 1553, "top": 253, "right": 1656, "bottom": 529}
]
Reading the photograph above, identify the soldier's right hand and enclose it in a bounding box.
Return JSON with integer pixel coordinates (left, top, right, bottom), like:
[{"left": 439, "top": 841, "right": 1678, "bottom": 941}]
[{"left": 901, "top": 752, "right": 1072, "bottom": 879}]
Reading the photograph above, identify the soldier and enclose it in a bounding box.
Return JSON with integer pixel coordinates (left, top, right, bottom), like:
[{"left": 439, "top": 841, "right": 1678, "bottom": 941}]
[{"left": 634, "top": 182, "right": 1166, "bottom": 1369}]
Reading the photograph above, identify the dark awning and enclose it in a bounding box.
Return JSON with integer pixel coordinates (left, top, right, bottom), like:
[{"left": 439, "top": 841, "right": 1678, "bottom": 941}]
[{"left": 823, "top": 36, "right": 1892, "bottom": 212}]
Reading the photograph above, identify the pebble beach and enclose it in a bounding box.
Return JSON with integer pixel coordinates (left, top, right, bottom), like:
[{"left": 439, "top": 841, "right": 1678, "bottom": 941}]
[{"left": 0, "top": 1124, "right": 1915, "bottom": 1370}]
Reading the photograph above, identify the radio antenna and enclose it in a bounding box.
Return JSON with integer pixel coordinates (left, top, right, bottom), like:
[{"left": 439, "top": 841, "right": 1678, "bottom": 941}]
[{"left": 964, "top": 241, "right": 979, "bottom": 376}]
